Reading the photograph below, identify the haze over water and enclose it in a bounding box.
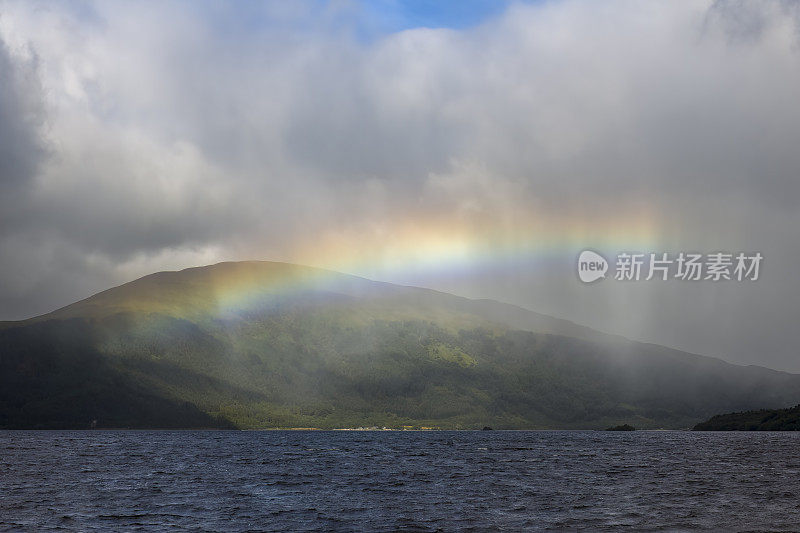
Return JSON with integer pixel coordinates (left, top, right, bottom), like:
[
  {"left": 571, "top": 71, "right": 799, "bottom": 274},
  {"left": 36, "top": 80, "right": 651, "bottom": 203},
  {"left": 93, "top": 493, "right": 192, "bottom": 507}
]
[{"left": 3, "top": 430, "right": 800, "bottom": 531}]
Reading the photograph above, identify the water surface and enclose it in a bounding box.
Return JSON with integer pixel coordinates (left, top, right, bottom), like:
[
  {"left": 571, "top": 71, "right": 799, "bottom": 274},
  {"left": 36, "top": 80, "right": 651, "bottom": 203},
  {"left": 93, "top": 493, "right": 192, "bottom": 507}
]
[{"left": 2, "top": 430, "right": 799, "bottom": 531}]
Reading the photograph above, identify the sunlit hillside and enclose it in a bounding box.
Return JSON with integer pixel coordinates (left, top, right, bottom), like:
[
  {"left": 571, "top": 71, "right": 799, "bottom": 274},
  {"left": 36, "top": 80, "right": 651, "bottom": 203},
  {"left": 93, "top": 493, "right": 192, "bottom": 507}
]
[{"left": 2, "top": 262, "right": 799, "bottom": 430}]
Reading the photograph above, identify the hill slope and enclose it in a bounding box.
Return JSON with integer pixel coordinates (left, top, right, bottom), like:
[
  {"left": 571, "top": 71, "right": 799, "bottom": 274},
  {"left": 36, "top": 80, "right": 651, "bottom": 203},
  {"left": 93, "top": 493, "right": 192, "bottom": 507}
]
[{"left": 2, "top": 261, "right": 799, "bottom": 429}]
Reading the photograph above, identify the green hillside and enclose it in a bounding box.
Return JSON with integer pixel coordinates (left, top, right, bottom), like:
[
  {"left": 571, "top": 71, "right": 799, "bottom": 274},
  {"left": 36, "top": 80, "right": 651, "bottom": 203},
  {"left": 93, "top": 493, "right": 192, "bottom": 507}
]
[{"left": 2, "top": 261, "right": 799, "bottom": 429}]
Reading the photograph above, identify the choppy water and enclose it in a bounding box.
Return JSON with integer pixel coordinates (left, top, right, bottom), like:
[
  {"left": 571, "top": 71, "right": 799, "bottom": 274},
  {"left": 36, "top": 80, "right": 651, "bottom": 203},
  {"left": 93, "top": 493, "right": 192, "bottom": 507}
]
[{"left": 2, "top": 430, "right": 800, "bottom": 531}]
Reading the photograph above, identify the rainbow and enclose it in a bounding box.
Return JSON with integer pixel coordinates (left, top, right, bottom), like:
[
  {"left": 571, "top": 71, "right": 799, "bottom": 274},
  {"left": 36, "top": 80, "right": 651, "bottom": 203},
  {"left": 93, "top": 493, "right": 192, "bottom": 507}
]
[
  {"left": 285, "top": 202, "right": 662, "bottom": 282},
  {"left": 49, "top": 201, "right": 664, "bottom": 323}
]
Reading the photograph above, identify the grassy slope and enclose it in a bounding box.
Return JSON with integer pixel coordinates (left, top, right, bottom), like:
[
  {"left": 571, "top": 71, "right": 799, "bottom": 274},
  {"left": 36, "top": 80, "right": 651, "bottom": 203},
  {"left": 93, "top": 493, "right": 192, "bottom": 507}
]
[{"left": 2, "top": 261, "right": 799, "bottom": 429}]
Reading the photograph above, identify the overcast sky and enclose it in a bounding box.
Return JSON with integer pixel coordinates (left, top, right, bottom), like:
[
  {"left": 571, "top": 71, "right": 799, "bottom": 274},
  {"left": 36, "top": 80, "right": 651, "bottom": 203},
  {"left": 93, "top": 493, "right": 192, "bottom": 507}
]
[{"left": 1, "top": 0, "right": 799, "bottom": 370}]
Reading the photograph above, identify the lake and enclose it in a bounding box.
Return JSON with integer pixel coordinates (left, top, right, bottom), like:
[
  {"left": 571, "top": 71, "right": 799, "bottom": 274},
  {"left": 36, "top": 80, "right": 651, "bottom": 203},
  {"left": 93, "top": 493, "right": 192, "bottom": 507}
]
[{"left": 2, "top": 430, "right": 800, "bottom": 531}]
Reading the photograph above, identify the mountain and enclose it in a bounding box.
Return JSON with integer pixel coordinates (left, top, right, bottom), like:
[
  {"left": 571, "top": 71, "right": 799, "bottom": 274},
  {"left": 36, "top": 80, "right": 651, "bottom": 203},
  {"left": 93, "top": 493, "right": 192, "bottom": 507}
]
[
  {"left": 2, "top": 261, "right": 799, "bottom": 429},
  {"left": 693, "top": 405, "right": 800, "bottom": 431}
]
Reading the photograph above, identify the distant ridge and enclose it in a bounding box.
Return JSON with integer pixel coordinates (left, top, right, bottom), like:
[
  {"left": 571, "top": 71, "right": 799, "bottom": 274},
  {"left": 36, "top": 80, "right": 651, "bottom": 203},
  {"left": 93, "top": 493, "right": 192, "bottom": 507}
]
[{"left": 694, "top": 405, "right": 800, "bottom": 431}]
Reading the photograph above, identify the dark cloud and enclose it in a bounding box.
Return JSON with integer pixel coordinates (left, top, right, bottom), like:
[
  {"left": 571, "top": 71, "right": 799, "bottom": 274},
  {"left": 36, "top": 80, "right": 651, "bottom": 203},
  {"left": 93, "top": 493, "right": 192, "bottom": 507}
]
[
  {"left": 0, "top": 37, "right": 42, "bottom": 191},
  {"left": 705, "top": 0, "right": 800, "bottom": 44}
]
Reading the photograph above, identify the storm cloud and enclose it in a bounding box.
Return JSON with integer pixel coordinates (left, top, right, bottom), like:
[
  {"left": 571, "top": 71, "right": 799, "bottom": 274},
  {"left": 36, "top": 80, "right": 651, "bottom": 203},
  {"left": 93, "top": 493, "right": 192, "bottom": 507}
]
[{"left": 0, "top": 0, "right": 799, "bottom": 370}]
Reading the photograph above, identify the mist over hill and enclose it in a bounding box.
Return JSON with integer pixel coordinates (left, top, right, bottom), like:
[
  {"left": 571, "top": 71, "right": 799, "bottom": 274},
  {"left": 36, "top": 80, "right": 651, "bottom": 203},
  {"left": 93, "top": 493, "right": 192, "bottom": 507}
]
[{"left": 2, "top": 261, "right": 798, "bottom": 430}]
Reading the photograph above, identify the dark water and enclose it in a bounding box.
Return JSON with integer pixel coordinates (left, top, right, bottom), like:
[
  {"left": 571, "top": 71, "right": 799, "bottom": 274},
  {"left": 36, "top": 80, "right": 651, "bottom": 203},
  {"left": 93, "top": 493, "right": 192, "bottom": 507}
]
[{"left": 2, "top": 431, "right": 800, "bottom": 532}]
